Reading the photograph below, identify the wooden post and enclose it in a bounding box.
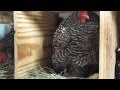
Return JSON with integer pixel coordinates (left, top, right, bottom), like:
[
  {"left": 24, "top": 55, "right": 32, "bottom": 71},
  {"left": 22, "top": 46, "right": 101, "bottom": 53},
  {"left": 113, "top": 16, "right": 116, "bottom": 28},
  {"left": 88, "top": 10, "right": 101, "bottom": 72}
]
[
  {"left": 99, "top": 11, "right": 118, "bottom": 79},
  {"left": 14, "top": 11, "right": 58, "bottom": 79}
]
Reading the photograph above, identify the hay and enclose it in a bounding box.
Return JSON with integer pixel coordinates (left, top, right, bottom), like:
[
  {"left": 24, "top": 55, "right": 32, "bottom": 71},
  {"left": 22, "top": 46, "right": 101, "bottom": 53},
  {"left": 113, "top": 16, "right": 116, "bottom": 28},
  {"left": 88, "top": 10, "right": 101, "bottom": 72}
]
[
  {"left": 0, "top": 64, "right": 99, "bottom": 79},
  {"left": 0, "top": 65, "right": 99, "bottom": 79},
  {"left": 20, "top": 66, "right": 67, "bottom": 79},
  {"left": 20, "top": 66, "right": 99, "bottom": 79}
]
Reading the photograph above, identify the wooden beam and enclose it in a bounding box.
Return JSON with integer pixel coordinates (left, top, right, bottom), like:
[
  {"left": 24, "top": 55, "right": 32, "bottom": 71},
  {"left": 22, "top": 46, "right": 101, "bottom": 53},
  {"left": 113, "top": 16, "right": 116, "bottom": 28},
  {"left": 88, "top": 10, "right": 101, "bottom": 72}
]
[{"left": 99, "top": 11, "right": 118, "bottom": 79}]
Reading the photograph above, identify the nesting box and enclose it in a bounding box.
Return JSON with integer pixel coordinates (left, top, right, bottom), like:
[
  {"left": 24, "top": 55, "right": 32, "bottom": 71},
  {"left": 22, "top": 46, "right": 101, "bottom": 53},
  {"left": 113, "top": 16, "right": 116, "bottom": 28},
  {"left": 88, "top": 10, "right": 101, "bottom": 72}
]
[
  {"left": 14, "top": 11, "right": 58, "bottom": 78},
  {"left": 0, "top": 11, "right": 119, "bottom": 79}
]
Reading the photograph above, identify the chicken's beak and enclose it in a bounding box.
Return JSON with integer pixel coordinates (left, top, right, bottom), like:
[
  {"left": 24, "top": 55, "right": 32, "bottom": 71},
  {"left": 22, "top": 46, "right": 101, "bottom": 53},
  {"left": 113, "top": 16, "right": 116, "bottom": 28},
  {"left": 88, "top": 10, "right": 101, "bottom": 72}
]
[{"left": 82, "top": 14, "right": 90, "bottom": 20}]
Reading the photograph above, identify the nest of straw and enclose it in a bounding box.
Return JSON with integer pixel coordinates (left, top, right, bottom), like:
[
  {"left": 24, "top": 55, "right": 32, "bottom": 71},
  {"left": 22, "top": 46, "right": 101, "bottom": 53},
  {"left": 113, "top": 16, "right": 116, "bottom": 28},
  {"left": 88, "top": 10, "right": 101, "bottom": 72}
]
[
  {"left": 0, "top": 65, "right": 99, "bottom": 79},
  {"left": 20, "top": 66, "right": 99, "bottom": 79}
]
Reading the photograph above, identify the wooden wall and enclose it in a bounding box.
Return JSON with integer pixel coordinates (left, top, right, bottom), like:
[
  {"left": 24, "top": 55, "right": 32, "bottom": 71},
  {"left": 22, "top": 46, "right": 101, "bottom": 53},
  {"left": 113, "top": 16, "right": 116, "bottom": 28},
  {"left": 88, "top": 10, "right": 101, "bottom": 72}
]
[
  {"left": 14, "top": 11, "right": 58, "bottom": 79},
  {"left": 0, "top": 11, "right": 13, "bottom": 22},
  {"left": 99, "top": 11, "right": 118, "bottom": 79}
]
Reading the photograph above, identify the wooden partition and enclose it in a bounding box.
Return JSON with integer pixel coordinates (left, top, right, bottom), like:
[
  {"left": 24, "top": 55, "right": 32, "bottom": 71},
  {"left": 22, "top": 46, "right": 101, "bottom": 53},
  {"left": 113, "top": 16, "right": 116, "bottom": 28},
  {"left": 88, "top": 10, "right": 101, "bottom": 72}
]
[
  {"left": 14, "top": 11, "right": 58, "bottom": 79},
  {"left": 13, "top": 11, "right": 119, "bottom": 79},
  {"left": 99, "top": 11, "right": 118, "bottom": 79}
]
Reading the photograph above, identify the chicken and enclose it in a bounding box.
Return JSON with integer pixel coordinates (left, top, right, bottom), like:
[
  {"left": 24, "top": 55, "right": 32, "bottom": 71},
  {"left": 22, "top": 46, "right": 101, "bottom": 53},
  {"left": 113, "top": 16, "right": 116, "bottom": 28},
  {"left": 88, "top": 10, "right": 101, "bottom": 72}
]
[
  {"left": 115, "top": 48, "right": 120, "bottom": 79},
  {"left": 0, "top": 23, "right": 14, "bottom": 79},
  {"left": 52, "top": 11, "right": 99, "bottom": 77}
]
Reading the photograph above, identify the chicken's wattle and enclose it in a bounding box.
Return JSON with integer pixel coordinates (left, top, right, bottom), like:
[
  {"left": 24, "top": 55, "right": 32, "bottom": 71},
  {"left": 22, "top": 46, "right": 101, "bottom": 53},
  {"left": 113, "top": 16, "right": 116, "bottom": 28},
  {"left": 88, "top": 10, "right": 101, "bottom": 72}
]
[
  {"left": 0, "top": 52, "right": 6, "bottom": 61},
  {"left": 81, "top": 16, "right": 87, "bottom": 23}
]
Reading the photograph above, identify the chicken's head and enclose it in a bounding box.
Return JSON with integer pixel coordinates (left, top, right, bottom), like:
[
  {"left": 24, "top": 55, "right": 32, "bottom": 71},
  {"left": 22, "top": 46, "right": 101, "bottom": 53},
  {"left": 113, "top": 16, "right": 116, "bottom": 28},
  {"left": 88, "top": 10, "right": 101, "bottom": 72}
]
[{"left": 77, "top": 11, "right": 89, "bottom": 23}]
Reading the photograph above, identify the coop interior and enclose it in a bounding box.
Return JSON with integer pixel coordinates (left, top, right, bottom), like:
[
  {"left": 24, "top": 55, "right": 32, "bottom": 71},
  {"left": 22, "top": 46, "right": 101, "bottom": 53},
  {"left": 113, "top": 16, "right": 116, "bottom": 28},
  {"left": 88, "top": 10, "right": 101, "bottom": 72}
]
[{"left": 0, "top": 11, "right": 120, "bottom": 79}]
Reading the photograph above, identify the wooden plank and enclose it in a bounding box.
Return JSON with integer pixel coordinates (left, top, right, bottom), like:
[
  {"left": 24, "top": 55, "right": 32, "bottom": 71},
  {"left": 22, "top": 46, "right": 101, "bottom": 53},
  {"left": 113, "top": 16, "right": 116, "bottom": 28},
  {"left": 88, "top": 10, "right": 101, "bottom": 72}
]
[
  {"left": 0, "top": 11, "right": 13, "bottom": 22},
  {"left": 99, "top": 11, "right": 118, "bottom": 79},
  {"left": 14, "top": 11, "right": 58, "bottom": 79}
]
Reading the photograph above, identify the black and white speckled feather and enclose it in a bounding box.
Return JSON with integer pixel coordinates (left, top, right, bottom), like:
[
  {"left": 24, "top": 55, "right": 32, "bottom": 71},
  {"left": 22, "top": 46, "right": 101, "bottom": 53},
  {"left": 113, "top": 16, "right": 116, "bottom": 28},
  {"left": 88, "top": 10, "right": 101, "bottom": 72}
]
[
  {"left": 0, "top": 30, "right": 14, "bottom": 79},
  {"left": 52, "top": 11, "right": 99, "bottom": 77}
]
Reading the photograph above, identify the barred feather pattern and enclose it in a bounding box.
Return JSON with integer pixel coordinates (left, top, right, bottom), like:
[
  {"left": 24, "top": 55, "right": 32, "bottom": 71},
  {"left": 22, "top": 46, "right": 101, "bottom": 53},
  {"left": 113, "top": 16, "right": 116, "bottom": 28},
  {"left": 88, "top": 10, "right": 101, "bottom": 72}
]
[
  {"left": 0, "top": 30, "right": 14, "bottom": 79},
  {"left": 52, "top": 11, "right": 99, "bottom": 77}
]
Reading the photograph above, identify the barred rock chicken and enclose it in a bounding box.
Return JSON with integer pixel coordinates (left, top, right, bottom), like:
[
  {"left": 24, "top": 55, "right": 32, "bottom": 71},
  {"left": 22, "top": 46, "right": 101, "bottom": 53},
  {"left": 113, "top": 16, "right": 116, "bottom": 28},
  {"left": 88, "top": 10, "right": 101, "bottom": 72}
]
[
  {"left": 0, "top": 24, "right": 14, "bottom": 79},
  {"left": 115, "top": 48, "right": 120, "bottom": 79},
  {"left": 52, "top": 11, "right": 99, "bottom": 78}
]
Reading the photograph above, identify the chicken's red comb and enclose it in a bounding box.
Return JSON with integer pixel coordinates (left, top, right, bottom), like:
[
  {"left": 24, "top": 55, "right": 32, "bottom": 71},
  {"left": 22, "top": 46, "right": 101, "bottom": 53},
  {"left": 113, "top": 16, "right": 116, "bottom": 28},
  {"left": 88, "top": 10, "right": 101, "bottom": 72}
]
[
  {"left": 78, "top": 11, "right": 88, "bottom": 15},
  {"left": 0, "top": 52, "right": 6, "bottom": 61}
]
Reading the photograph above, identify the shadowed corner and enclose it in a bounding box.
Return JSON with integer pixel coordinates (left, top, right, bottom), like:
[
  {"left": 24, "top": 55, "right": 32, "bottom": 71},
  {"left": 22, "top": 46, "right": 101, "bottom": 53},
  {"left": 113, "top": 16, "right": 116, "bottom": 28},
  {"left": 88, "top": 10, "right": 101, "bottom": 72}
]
[{"left": 115, "top": 11, "right": 120, "bottom": 79}]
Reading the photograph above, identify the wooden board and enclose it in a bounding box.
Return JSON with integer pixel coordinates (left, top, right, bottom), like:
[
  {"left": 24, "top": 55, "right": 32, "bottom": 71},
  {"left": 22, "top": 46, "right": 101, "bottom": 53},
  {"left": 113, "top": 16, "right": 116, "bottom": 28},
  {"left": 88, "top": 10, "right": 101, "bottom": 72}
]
[
  {"left": 14, "top": 11, "right": 58, "bottom": 79},
  {"left": 0, "top": 11, "right": 13, "bottom": 22},
  {"left": 99, "top": 11, "right": 118, "bottom": 79}
]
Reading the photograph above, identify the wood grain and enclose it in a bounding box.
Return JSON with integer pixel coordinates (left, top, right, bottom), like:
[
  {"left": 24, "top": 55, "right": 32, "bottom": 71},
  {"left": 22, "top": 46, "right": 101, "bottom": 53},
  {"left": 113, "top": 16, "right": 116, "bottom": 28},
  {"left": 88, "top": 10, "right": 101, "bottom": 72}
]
[
  {"left": 14, "top": 11, "right": 58, "bottom": 79},
  {"left": 99, "top": 11, "right": 118, "bottom": 79}
]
